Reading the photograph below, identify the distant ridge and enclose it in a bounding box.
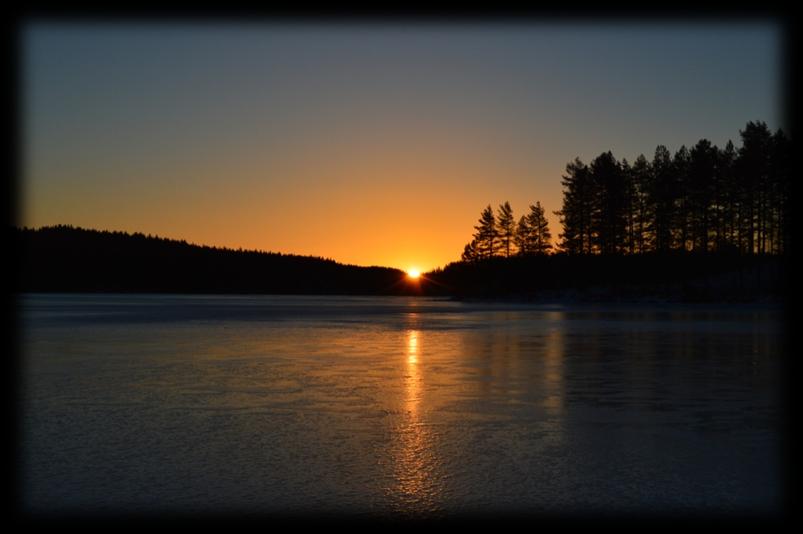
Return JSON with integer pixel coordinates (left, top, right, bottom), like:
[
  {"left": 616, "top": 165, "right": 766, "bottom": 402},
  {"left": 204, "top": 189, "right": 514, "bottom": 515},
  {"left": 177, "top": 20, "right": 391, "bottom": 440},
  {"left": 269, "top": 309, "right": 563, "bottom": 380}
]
[
  {"left": 13, "top": 225, "right": 786, "bottom": 301},
  {"left": 13, "top": 225, "right": 419, "bottom": 295}
]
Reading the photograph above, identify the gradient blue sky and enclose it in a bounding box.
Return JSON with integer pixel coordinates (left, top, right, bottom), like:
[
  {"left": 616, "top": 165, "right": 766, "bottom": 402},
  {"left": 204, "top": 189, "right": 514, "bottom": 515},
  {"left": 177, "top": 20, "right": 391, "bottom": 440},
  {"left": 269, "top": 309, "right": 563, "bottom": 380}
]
[{"left": 22, "top": 22, "right": 783, "bottom": 271}]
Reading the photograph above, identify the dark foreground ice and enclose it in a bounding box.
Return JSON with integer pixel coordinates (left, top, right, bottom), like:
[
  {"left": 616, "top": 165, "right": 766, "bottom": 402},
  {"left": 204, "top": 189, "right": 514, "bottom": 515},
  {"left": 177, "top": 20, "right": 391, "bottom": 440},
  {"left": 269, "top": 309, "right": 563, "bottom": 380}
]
[{"left": 19, "top": 294, "right": 783, "bottom": 517}]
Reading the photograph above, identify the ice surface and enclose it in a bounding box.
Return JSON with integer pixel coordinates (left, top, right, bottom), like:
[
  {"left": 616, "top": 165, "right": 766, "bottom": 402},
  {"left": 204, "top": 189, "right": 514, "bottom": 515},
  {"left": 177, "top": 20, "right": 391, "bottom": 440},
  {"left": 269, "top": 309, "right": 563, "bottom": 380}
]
[{"left": 19, "top": 294, "right": 783, "bottom": 517}]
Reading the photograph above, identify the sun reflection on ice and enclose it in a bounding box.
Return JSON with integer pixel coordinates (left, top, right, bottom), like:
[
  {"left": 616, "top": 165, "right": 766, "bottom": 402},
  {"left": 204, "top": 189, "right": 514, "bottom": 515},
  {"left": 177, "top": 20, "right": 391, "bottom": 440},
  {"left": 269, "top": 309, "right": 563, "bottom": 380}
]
[
  {"left": 388, "top": 325, "right": 439, "bottom": 512},
  {"left": 543, "top": 318, "right": 566, "bottom": 413},
  {"left": 407, "top": 330, "right": 418, "bottom": 365}
]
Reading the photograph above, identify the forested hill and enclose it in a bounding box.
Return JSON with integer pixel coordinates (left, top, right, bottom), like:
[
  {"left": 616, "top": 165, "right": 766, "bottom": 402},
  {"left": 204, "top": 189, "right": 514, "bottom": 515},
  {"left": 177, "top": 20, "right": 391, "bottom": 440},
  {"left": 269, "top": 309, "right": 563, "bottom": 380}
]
[
  {"left": 13, "top": 225, "right": 787, "bottom": 301},
  {"left": 423, "top": 253, "right": 786, "bottom": 302},
  {"left": 13, "top": 225, "right": 417, "bottom": 295}
]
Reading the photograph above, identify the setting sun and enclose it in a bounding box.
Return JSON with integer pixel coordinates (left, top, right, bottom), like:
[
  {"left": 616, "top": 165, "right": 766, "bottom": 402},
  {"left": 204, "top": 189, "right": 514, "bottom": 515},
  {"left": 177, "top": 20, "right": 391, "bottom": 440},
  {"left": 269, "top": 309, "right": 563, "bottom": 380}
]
[{"left": 407, "top": 268, "right": 421, "bottom": 279}]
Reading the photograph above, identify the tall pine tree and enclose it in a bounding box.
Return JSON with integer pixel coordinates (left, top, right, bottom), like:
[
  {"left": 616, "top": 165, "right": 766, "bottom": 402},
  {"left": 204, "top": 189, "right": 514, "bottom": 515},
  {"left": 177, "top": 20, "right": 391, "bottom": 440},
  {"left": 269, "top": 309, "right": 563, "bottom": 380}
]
[
  {"left": 472, "top": 205, "right": 498, "bottom": 259},
  {"left": 497, "top": 201, "right": 516, "bottom": 258},
  {"left": 516, "top": 202, "right": 552, "bottom": 255},
  {"left": 555, "top": 158, "right": 594, "bottom": 254}
]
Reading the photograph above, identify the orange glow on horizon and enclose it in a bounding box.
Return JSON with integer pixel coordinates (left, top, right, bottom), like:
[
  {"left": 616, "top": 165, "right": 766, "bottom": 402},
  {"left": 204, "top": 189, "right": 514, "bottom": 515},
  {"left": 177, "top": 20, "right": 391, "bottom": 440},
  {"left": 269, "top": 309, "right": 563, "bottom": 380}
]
[
  {"left": 23, "top": 25, "right": 779, "bottom": 276},
  {"left": 23, "top": 103, "right": 564, "bottom": 273},
  {"left": 23, "top": 108, "right": 564, "bottom": 273}
]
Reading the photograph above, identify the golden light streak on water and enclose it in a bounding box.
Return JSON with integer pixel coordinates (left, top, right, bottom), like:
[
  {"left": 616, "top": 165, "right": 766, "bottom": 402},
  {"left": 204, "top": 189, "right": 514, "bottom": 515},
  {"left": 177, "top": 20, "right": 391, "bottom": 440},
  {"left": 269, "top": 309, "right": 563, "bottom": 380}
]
[
  {"left": 388, "top": 321, "right": 440, "bottom": 513},
  {"left": 543, "top": 311, "right": 566, "bottom": 413}
]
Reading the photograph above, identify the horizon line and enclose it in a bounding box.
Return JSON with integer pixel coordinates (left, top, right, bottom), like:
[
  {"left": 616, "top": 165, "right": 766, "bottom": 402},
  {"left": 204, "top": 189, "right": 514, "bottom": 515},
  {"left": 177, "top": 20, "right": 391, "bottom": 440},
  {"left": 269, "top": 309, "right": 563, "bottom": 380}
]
[{"left": 15, "top": 223, "right": 442, "bottom": 273}]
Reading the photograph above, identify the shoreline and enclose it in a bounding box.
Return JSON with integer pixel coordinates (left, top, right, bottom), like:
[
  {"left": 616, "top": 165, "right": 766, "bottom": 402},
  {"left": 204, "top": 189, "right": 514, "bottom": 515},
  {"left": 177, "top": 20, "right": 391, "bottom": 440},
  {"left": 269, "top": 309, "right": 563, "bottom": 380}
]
[{"left": 16, "top": 291, "right": 785, "bottom": 311}]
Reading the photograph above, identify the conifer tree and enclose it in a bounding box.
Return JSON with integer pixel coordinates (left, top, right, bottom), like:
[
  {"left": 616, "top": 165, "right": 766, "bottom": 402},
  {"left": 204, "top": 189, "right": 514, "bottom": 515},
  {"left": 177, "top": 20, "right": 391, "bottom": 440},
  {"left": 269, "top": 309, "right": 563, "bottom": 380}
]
[
  {"left": 630, "top": 154, "right": 653, "bottom": 253},
  {"left": 514, "top": 215, "right": 530, "bottom": 256},
  {"left": 717, "top": 140, "right": 737, "bottom": 251},
  {"left": 770, "top": 129, "right": 791, "bottom": 254},
  {"left": 497, "top": 201, "right": 516, "bottom": 258},
  {"left": 688, "top": 139, "right": 717, "bottom": 252},
  {"left": 461, "top": 239, "right": 480, "bottom": 262},
  {"left": 589, "top": 151, "right": 627, "bottom": 255},
  {"left": 472, "top": 205, "right": 498, "bottom": 259},
  {"left": 650, "top": 145, "right": 675, "bottom": 254},
  {"left": 526, "top": 202, "right": 552, "bottom": 255},
  {"left": 555, "top": 158, "right": 594, "bottom": 254},
  {"left": 737, "top": 121, "right": 773, "bottom": 254},
  {"left": 672, "top": 145, "right": 692, "bottom": 251}
]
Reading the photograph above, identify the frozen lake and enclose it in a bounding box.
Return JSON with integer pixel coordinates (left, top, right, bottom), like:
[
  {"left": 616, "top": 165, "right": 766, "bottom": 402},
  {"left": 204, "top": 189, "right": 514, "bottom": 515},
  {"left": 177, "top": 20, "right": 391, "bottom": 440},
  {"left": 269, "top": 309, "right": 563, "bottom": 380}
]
[{"left": 19, "top": 294, "right": 783, "bottom": 517}]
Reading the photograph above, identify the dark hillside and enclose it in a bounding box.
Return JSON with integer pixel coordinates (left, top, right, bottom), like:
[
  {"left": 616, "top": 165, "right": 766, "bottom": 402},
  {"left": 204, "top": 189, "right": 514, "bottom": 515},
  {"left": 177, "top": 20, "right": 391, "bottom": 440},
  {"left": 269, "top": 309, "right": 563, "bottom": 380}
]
[
  {"left": 14, "top": 225, "right": 418, "bottom": 295},
  {"left": 422, "top": 253, "right": 786, "bottom": 302}
]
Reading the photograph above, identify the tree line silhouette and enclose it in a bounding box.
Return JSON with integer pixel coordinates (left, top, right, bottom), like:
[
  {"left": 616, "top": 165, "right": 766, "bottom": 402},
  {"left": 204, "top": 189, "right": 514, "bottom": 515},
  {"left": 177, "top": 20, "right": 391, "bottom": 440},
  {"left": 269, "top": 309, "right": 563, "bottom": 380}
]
[
  {"left": 460, "top": 121, "right": 791, "bottom": 259},
  {"left": 14, "top": 225, "right": 420, "bottom": 295},
  {"left": 461, "top": 201, "right": 552, "bottom": 260},
  {"left": 13, "top": 220, "right": 785, "bottom": 302},
  {"left": 12, "top": 120, "right": 789, "bottom": 301},
  {"left": 557, "top": 121, "right": 790, "bottom": 255}
]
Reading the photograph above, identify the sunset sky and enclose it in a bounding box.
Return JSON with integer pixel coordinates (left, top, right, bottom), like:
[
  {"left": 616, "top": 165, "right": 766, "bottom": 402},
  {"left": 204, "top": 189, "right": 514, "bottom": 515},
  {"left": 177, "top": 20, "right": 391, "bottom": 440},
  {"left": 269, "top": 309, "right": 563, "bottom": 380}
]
[{"left": 21, "top": 22, "right": 783, "bottom": 272}]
